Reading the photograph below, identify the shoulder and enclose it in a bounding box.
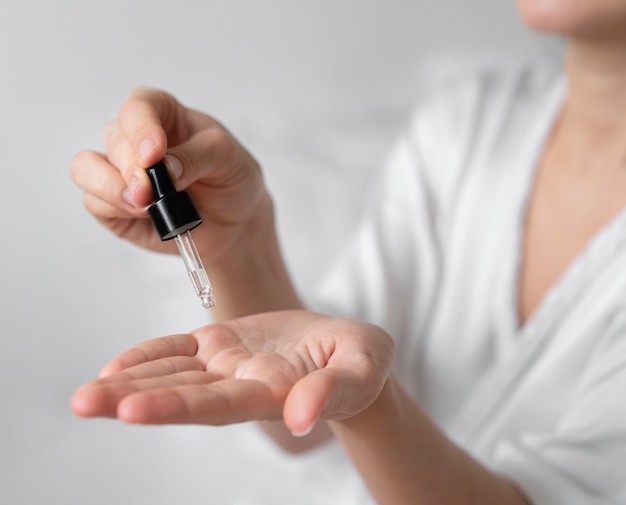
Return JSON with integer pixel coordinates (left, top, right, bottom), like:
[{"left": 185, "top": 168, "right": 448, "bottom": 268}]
[
  {"left": 406, "top": 60, "right": 562, "bottom": 147},
  {"left": 388, "top": 61, "right": 562, "bottom": 207}
]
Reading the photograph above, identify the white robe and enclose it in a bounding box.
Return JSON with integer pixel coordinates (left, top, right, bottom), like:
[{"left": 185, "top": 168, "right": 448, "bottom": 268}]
[{"left": 313, "top": 63, "right": 626, "bottom": 504}]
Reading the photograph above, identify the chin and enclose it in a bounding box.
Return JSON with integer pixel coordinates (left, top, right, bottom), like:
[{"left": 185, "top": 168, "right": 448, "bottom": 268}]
[
  {"left": 516, "top": 0, "right": 563, "bottom": 33},
  {"left": 516, "top": 0, "right": 626, "bottom": 38}
]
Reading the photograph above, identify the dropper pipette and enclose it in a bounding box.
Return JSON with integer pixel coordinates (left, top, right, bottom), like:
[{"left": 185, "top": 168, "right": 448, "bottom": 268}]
[{"left": 146, "top": 161, "right": 215, "bottom": 309}]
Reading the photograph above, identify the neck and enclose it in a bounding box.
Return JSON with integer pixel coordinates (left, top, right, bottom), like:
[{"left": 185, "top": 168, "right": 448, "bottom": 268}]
[
  {"left": 560, "top": 38, "right": 626, "bottom": 164},
  {"left": 564, "top": 37, "right": 626, "bottom": 129}
]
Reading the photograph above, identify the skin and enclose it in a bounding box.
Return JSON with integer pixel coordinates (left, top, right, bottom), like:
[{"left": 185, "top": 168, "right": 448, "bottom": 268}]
[
  {"left": 516, "top": 0, "right": 626, "bottom": 324},
  {"left": 72, "top": 311, "right": 395, "bottom": 436},
  {"left": 70, "top": 1, "right": 626, "bottom": 502}
]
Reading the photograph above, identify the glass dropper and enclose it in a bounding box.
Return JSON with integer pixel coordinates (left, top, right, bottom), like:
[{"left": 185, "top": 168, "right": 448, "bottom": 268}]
[
  {"left": 174, "top": 230, "right": 215, "bottom": 309},
  {"left": 146, "top": 161, "right": 216, "bottom": 309}
]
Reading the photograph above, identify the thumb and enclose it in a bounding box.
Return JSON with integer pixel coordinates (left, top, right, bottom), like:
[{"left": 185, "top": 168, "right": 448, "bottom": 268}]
[
  {"left": 283, "top": 368, "right": 375, "bottom": 437},
  {"left": 163, "top": 123, "right": 237, "bottom": 191}
]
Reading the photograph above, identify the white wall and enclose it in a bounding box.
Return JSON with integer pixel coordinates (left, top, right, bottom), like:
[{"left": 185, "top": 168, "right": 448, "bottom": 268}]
[{"left": 0, "top": 1, "right": 554, "bottom": 504}]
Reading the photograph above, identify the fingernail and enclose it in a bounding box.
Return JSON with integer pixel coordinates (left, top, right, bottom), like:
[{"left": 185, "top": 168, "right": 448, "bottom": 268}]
[
  {"left": 122, "top": 177, "right": 139, "bottom": 207},
  {"left": 164, "top": 154, "right": 184, "bottom": 181},
  {"left": 138, "top": 138, "right": 157, "bottom": 164},
  {"left": 291, "top": 420, "right": 316, "bottom": 438}
]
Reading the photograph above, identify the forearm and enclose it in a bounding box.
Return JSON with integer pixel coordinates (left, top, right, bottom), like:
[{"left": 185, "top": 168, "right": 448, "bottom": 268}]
[
  {"left": 329, "top": 377, "right": 531, "bottom": 505},
  {"left": 206, "top": 195, "right": 305, "bottom": 321}
]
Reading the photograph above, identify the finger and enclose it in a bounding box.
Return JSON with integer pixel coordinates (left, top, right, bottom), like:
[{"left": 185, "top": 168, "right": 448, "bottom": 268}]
[
  {"left": 118, "top": 87, "right": 170, "bottom": 167},
  {"left": 81, "top": 193, "right": 128, "bottom": 220},
  {"left": 71, "top": 368, "right": 219, "bottom": 419},
  {"left": 100, "top": 333, "right": 199, "bottom": 377},
  {"left": 116, "top": 378, "right": 283, "bottom": 425},
  {"left": 115, "top": 87, "right": 173, "bottom": 207},
  {"left": 192, "top": 323, "right": 248, "bottom": 364},
  {"left": 102, "top": 119, "right": 124, "bottom": 158},
  {"left": 103, "top": 121, "right": 135, "bottom": 179},
  {"left": 283, "top": 368, "right": 377, "bottom": 436},
  {"left": 163, "top": 130, "right": 263, "bottom": 226},
  {"left": 162, "top": 126, "right": 237, "bottom": 189},
  {"left": 74, "top": 354, "right": 216, "bottom": 419},
  {"left": 159, "top": 111, "right": 226, "bottom": 189},
  {"left": 185, "top": 107, "right": 221, "bottom": 136},
  {"left": 100, "top": 126, "right": 154, "bottom": 211},
  {"left": 103, "top": 119, "right": 171, "bottom": 211},
  {"left": 72, "top": 379, "right": 144, "bottom": 418},
  {"left": 100, "top": 356, "right": 207, "bottom": 383},
  {"left": 282, "top": 369, "right": 335, "bottom": 435},
  {"left": 71, "top": 150, "right": 138, "bottom": 213}
]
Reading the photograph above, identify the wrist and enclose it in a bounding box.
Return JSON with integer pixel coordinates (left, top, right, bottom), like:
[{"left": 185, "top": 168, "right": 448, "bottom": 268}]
[
  {"left": 204, "top": 193, "right": 304, "bottom": 320},
  {"left": 329, "top": 376, "right": 531, "bottom": 505}
]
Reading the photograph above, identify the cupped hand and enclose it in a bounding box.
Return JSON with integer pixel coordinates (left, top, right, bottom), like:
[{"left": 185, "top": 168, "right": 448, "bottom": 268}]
[
  {"left": 71, "top": 311, "right": 396, "bottom": 435},
  {"left": 70, "top": 87, "right": 269, "bottom": 260}
]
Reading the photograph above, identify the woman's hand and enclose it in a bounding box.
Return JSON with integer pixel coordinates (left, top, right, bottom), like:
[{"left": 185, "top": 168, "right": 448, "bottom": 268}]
[
  {"left": 71, "top": 311, "right": 396, "bottom": 436},
  {"left": 70, "top": 87, "right": 269, "bottom": 262}
]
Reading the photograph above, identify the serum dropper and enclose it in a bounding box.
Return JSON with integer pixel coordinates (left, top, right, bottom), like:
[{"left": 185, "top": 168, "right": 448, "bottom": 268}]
[{"left": 146, "top": 161, "right": 216, "bottom": 309}]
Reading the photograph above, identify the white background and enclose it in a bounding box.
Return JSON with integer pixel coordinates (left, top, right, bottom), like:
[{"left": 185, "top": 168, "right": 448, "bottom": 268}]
[{"left": 0, "top": 1, "right": 553, "bottom": 504}]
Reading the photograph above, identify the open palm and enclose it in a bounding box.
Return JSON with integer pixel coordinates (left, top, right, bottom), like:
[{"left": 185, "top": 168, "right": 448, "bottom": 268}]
[{"left": 72, "top": 311, "right": 395, "bottom": 435}]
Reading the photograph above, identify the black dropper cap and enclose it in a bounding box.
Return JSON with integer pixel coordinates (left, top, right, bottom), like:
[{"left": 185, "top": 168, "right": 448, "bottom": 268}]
[{"left": 146, "top": 161, "right": 202, "bottom": 241}]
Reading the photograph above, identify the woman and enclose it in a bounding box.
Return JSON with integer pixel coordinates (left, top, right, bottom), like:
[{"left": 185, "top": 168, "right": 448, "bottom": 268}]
[{"left": 70, "top": 1, "right": 626, "bottom": 503}]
